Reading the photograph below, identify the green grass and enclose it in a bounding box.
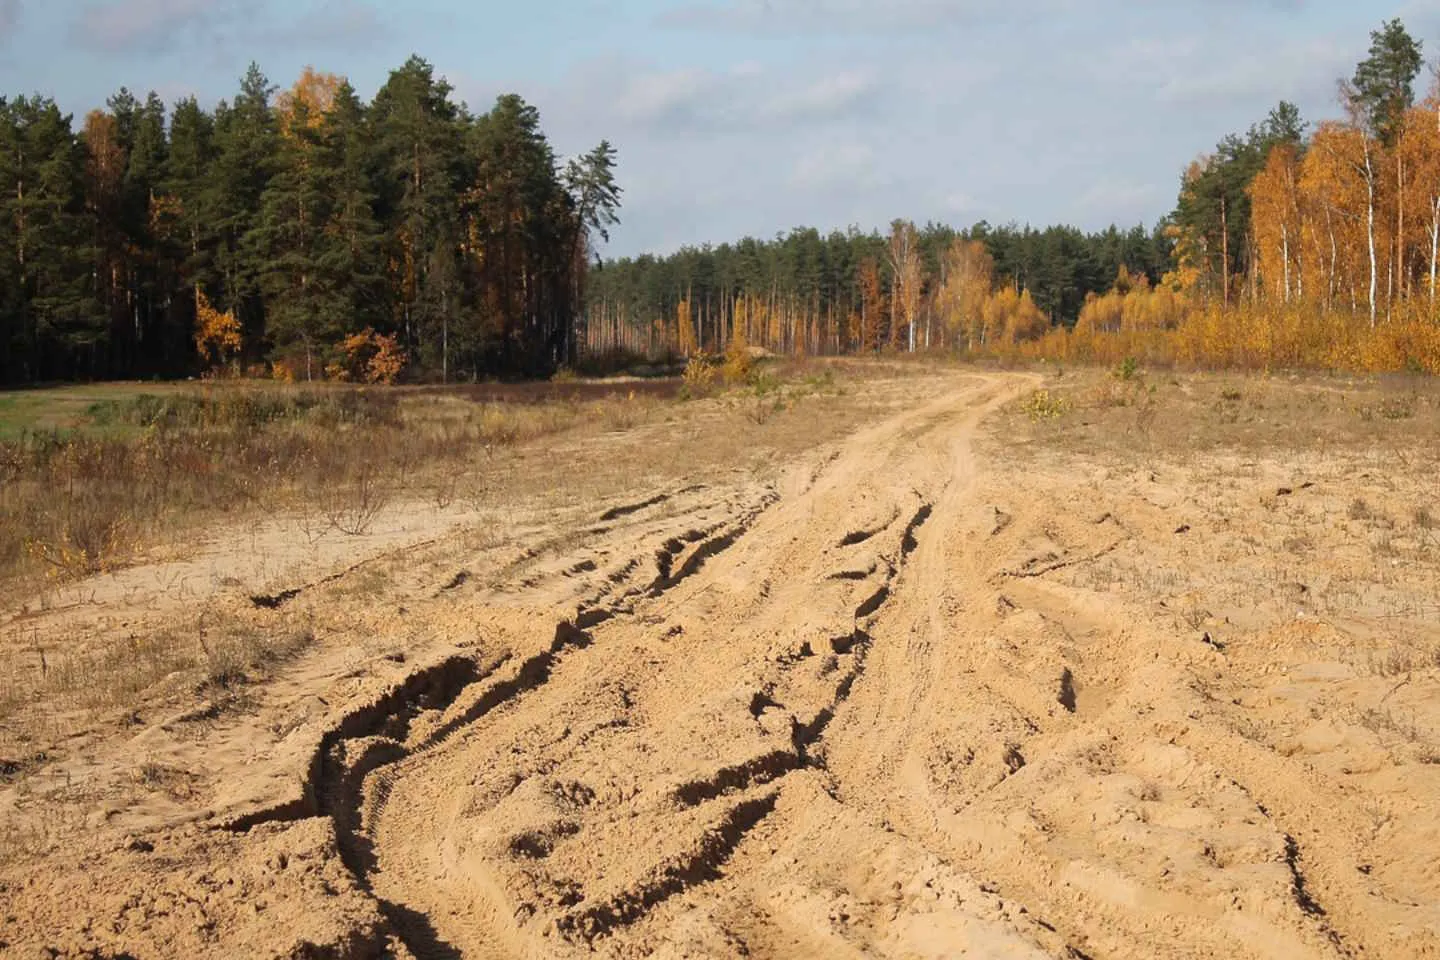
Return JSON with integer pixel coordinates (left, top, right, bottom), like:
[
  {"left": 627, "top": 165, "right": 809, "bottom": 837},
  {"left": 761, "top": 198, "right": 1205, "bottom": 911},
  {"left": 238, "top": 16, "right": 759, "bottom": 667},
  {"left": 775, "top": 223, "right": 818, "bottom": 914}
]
[{"left": 0, "top": 383, "right": 202, "bottom": 440}]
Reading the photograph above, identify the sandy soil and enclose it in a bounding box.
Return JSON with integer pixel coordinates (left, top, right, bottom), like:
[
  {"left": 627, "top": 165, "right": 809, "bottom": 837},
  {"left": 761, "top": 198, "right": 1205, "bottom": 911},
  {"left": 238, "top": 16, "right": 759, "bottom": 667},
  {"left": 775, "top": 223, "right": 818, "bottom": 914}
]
[{"left": 2, "top": 368, "right": 1437, "bottom": 959}]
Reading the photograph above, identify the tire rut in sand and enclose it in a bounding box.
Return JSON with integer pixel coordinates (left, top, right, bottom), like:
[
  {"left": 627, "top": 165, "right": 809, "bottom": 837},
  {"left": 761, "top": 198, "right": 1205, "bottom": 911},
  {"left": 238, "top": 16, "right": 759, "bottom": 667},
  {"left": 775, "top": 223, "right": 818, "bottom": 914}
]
[{"left": 227, "top": 488, "right": 784, "bottom": 954}]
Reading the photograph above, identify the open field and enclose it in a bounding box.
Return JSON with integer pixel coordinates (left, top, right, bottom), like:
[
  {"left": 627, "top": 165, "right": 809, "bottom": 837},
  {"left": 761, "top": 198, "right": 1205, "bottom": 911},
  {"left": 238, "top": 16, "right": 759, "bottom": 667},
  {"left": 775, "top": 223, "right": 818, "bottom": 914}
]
[{"left": 1, "top": 363, "right": 1438, "bottom": 959}]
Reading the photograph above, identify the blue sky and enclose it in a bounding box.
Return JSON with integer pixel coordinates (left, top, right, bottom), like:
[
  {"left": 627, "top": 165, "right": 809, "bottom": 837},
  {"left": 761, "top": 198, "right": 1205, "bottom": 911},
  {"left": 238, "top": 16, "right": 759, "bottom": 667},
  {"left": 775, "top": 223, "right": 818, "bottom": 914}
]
[{"left": 1, "top": 0, "right": 1437, "bottom": 256}]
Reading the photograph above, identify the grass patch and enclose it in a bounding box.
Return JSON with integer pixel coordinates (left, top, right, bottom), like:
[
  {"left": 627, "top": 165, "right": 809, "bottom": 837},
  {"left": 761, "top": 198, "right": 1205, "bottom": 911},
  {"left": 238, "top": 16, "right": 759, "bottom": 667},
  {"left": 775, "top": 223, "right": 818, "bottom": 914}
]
[{"left": 0, "top": 383, "right": 645, "bottom": 596}]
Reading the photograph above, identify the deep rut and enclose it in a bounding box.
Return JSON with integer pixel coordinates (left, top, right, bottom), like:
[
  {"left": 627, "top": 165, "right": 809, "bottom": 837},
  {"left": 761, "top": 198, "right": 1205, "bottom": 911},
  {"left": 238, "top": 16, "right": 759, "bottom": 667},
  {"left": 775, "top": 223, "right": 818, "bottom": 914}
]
[{"left": 232, "top": 375, "right": 1059, "bottom": 959}]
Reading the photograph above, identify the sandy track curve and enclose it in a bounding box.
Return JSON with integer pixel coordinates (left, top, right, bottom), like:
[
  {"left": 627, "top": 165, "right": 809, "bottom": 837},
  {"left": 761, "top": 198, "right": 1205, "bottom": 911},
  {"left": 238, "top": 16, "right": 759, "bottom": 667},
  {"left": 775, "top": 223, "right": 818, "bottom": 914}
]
[
  {"left": 227, "top": 373, "right": 1064, "bottom": 959},
  {"left": 6, "top": 369, "right": 1439, "bottom": 959}
]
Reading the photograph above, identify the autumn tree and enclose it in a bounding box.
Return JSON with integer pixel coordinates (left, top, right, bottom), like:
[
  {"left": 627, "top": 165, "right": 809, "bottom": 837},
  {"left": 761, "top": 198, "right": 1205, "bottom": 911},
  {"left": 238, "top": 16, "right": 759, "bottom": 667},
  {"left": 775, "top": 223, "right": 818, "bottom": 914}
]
[
  {"left": 938, "top": 239, "right": 994, "bottom": 348},
  {"left": 276, "top": 66, "right": 341, "bottom": 137},
  {"left": 194, "top": 287, "right": 241, "bottom": 372},
  {"left": 677, "top": 297, "right": 697, "bottom": 355},
  {"left": 1249, "top": 142, "right": 1305, "bottom": 302},
  {"left": 886, "top": 219, "right": 921, "bottom": 350},
  {"left": 856, "top": 257, "right": 884, "bottom": 353},
  {"left": 1401, "top": 95, "right": 1440, "bottom": 304}
]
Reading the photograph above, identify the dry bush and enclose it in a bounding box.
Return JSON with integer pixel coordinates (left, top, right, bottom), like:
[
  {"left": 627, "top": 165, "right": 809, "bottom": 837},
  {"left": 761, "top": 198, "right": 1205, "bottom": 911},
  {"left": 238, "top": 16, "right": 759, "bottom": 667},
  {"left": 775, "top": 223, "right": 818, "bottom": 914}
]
[
  {"left": 319, "top": 459, "right": 392, "bottom": 536},
  {"left": 1021, "top": 389, "right": 1069, "bottom": 422},
  {"left": 722, "top": 334, "right": 753, "bottom": 385},
  {"left": 983, "top": 298, "right": 1440, "bottom": 376},
  {"left": 680, "top": 353, "right": 717, "bottom": 398}
]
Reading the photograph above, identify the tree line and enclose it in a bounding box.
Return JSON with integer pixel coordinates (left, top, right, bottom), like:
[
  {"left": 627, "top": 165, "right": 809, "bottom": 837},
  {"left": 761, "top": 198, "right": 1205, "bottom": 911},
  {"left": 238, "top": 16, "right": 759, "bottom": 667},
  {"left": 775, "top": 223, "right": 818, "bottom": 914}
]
[
  {"left": 1056, "top": 17, "right": 1440, "bottom": 373},
  {"left": 0, "top": 58, "right": 620, "bottom": 385},
  {"left": 592, "top": 17, "right": 1440, "bottom": 376},
  {"left": 586, "top": 220, "right": 1172, "bottom": 358}
]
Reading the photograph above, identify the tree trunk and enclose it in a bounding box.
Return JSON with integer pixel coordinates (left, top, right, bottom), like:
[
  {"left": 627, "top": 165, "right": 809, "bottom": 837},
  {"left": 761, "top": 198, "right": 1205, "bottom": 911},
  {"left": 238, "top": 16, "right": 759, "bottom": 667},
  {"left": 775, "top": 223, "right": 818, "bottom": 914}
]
[
  {"left": 1430, "top": 196, "right": 1439, "bottom": 308},
  {"left": 1364, "top": 141, "right": 1378, "bottom": 327},
  {"left": 1220, "top": 194, "right": 1229, "bottom": 309},
  {"left": 1281, "top": 226, "right": 1290, "bottom": 303}
]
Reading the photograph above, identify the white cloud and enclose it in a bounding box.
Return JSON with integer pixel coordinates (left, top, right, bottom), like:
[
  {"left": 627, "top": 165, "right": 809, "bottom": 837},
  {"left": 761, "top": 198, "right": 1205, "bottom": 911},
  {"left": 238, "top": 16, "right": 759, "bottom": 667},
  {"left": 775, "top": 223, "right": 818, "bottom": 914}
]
[
  {"left": 0, "top": 0, "right": 21, "bottom": 35},
  {"left": 789, "top": 141, "right": 885, "bottom": 190},
  {"left": 69, "top": 0, "right": 383, "bottom": 55},
  {"left": 660, "top": 0, "right": 1064, "bottom": 33},
  {"left": 762, "top": 70, "right": 876, "bottom": 121}
]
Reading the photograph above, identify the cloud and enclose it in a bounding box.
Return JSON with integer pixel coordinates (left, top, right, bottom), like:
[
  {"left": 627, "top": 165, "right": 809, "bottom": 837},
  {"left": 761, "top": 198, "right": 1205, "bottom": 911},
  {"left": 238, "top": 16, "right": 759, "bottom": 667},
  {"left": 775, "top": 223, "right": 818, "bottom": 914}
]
[
  {"left": 1074, "top": 180, "right": 1161, "bottom": 222},
  {"left": 69, "top": 0, "right": 383, "bottom": 56},
  {"left": 659, "top": 0, "right": 1060, "bottom": 33},
  {"left": 541, "top": 58, "right": 881, "bottom": 138},
  {"left": 789, "top": 140, "right": 886, "bottom": 190},
  {"left": 71, "top": 0, "right": 227, "bottom": 53},
  {"left": 660, "top": 0, "right": 1311, "bottom": 34},
  {"left": 0, "top": 0, "right": 20, "bottom": 35},
  {"left": 763, "top": 70, "right": 876, "bottom": 121}
]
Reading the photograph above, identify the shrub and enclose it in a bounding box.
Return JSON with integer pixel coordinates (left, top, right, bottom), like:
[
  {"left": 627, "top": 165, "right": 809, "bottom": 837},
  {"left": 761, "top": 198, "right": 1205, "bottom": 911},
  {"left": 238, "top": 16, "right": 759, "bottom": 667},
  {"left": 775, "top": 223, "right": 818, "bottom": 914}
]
[
  {"left": 1021, "top": 389, "right": 1070, "bottom": 422},
  {"left": 680, "top": 353, "right": 717, "bottom": 398}
]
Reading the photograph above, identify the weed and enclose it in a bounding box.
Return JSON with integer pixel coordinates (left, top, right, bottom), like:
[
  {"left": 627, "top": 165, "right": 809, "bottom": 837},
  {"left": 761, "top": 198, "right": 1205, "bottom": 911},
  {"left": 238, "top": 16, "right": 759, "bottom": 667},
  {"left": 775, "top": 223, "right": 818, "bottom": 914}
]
[
  {"left": 1380, "top": 397, "right": 1416, "bottom": 421},
  {"left": 1112, "top": 356, "right": 1139, "bottom": 382},
  {"left": 323, "top": 461, "right": 391, "bottom": 536},
  {"left": 1021, "top": 389, "right": 1070, "bottom": 422},
  {"left": 744, "top": 372, "right": 785, "bottom": 425},
  {"left": 680, "top": 353, "right": 718, "bottom": 399}
]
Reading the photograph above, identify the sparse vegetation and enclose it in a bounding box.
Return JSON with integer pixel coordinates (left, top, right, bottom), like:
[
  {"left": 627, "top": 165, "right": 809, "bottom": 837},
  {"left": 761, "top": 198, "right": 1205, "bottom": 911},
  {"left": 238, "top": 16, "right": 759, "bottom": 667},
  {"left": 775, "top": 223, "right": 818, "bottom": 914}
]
[
  {"left": 0, "top": 382, "right": 651, "bottom": 596},
  {"left": 1021, "top": 389, "right": 1069, "bottom": 422}
]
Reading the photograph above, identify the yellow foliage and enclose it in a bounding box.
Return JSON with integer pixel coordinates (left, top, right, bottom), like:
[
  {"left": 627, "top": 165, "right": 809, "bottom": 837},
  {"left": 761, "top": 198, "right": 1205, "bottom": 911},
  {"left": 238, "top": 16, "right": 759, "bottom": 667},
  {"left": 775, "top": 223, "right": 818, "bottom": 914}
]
[
  {"left": 677, "top": 299, "right": 698, "bottom": 356},
  {"left": 277, "top": 66, "right": 342, "bottom": 137},
  {"left": 1000, "top": 299, "right": 1440, "bottom": 376},
  {"left": 723, "top": 312, "right": 752, "bottom": 384},
  {"left": 681, "top": 352, "right": 716, "bottom": 396},
  {"left": 336, "top": 328, "right": 407, "bottom": 384},
  {"left": 194, "top": 288, "right": 242, "bottom": 371}
]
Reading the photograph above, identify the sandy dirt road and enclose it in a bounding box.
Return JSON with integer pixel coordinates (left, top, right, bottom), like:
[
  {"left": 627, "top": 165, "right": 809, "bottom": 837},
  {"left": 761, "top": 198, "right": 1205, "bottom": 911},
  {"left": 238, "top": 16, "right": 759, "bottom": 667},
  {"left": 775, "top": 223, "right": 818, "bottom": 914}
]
[{"left": 4, "top": 370, "right": 1438, "bottom": 959}]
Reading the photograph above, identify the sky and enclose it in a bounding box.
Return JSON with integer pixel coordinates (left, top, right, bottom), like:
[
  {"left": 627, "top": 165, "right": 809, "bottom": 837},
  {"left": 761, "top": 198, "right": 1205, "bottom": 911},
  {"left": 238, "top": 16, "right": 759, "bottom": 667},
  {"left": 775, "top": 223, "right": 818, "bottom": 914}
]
[{"left": 1, "top": 0, "right": 1438, "bottom": 257}]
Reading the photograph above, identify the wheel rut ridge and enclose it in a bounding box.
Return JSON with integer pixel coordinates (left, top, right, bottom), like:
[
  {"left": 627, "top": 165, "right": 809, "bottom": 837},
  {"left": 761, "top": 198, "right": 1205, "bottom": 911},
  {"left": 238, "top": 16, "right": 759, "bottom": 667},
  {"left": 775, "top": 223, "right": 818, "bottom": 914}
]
[
  {"left": 1283, "top": 834, "right": 1353, "bottom": 956},
  {"left": 222, "top": 654, "right": 486, "bottom": 832},
  {"left": 661, "top": 500, "right": 933, "bottom": 838},
  {"left": 646, "top": 490, "right": 779, "bottom": 597},
  {"left": 555, "top": 791, "right": 781, "bottom": 944},
  {"left": 600, "top": 493, "right": 671, "bottom": 522},
  {"left": 838, "top": 506, "right": 902, "bottom": 548},
  {"left": 220, "top": 624, "right": 595, "bottom": 957},
  {"left": 223, "top": 485, "right": 798, "bottom": 954}
]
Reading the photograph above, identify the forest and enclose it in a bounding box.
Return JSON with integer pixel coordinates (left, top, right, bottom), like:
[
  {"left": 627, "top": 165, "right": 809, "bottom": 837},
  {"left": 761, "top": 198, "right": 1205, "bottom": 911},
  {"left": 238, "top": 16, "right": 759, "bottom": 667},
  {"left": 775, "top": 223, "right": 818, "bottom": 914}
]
[
  {"left": 0, "top": 58, "right": 620, "bottom": 385},
  {"left": 5, "top": 18, "right": 1440, "bottom": 383},
  {"left": 592, "top": 18, "right": 1440, "bottom": 373}
]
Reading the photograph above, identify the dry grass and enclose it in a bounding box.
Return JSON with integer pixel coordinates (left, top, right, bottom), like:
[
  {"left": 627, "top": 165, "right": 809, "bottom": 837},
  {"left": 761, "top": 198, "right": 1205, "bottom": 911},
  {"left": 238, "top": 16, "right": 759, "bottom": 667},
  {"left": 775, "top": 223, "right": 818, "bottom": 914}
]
[
  {"left": 995, "top": 365, "right": 1440, "bottom": 460},
  {"left": 0, "top": 359, "right": 910, "bottom": 753},
  {"left": 0, "top": 384, "right": 680, "bottom": 600},
  {"left": 0, "top": 613, "right": 314, "bottom": 728}
]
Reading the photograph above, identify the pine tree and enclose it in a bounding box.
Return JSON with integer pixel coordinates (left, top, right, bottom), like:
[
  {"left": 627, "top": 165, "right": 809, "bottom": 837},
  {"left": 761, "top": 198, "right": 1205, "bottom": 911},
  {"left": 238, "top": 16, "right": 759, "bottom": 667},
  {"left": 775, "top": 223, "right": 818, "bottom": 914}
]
[
  {"left": 370, "top": 56, "right": 463, "bottom": 364},
  {"left": 0, "top": 97, "right": 104, "bottom": 379}
]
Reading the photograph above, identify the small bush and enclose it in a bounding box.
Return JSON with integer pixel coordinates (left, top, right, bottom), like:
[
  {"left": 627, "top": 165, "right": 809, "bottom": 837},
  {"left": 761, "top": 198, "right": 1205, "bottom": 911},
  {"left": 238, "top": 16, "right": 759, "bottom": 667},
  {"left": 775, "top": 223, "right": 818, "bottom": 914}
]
[
  {"left": 1021, "top": 389, "right": 1070, "bottom": 422},
  {"left": 722, "top": 335, "right": 753, "bottom": 385},
  {"left": 680, "top": 353, "right": 717, "bottom": 398}
]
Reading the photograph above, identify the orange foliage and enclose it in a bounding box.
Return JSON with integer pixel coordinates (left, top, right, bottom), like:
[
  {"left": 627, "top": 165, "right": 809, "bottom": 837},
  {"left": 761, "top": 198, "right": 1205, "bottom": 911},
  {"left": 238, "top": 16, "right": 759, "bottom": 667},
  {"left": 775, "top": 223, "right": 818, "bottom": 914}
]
[
  {"left": 194, "top": 288, "right": 242, "bottom": 371},
  {"left": 331, "top": 328, "right": 407, "bottom": 384},
  {"left": 938, "top": 239, "right": 994, "bottom": 347},
  {"left": 276, "top": 66, "right": 342, "bottom": 137},
  {"left": 677, "top": 299, "right": 697, "bottom": 356}
]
